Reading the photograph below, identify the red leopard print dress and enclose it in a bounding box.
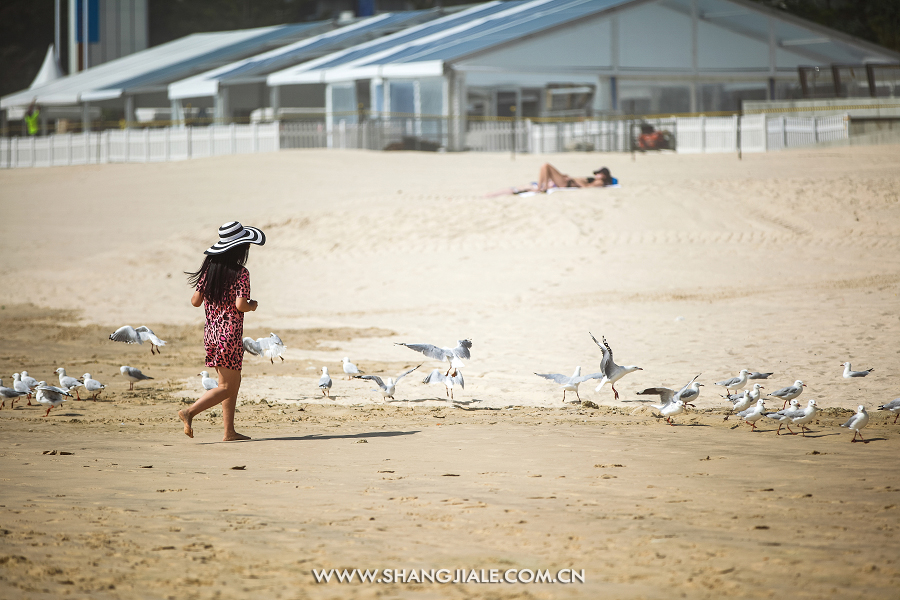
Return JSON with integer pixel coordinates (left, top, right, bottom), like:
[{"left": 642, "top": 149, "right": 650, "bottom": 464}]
[{"left": 200, "top": 268, "right": 251, "bottom": 371}]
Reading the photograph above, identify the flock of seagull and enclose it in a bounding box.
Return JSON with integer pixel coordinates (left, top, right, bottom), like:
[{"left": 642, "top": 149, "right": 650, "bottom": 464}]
[
  {"left": 2, "top": 323, "right": 897, "bottom": 442},
  {"left": 317, "top": 339, "right": 472, "bottom": 401},
  {"left": 523, "top": 334, "right": 892, "bottom": 443}
]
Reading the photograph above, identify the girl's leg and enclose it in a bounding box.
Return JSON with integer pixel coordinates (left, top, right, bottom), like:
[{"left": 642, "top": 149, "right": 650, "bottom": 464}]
[
  {"left": 218, "top": 367, "right": 249, "bottom": 441},
  {"left": 178, "top": 366, "right": 248, "bottom": 440}
]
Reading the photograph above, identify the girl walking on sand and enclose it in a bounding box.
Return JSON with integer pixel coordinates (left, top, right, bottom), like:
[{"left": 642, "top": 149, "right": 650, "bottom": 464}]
[{"left": 179, "top": 221, "right": 265, "bottom": 441}]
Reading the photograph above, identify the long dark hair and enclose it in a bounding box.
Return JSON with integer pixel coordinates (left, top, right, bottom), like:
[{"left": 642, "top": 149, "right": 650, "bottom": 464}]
[{"left": 185, "top": 244, "right": 249, "bottom": 304}]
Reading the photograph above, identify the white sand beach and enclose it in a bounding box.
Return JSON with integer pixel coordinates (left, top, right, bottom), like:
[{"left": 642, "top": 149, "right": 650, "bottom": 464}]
[{"left": 0, "top": 145, "right": 899, "bottom": 598}]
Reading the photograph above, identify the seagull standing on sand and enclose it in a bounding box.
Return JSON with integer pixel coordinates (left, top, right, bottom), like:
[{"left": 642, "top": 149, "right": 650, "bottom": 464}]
[
  {"left": 763, "top": 399, "right": 802, "bottom": 435},
  {"left": 82, "top": 374, "right": 105, "bottom": 400},
  {"left": 342, "top": 357, "right": 361, "bottom": 380},
  {"left": 423, "top": 368, "right": 464, "bottom": 401},
  {"left": 715, "top": 370, "right": 751, "bottom": 394},
  {"left": 535, "top": 366, "right": 603, "bottom": 403},
  {"left": 55, "top": 368, "right": 84, "bottom": 400},
  {"left": 767, "top": 380, "right": 806, "bottom": 409},
  {"left": 243, "top": 333, "right": 285, "bottom": 363},
  {"left": 119, "top": 365, "right": 153, "bottom": 391},
  {"left": 841, "top": 406, "right": 869, "bottom": 442},
  {"left": 17, "top": 372, "right": 38, "bottom": 405},
  {"left": 355, "top": 365, "right": 421, "bottom": 401},
  {"left": 747, "top": 383, "right": 765, "bottom": 403},
  {"left": 677, "top": 380, "right": 704, "bottom": 406},
  {"left": 652, "top": 399, "right": 686, "bottom": 425},
  {"left": 877, "top": 398, "right": 900, "bottom": 424},
  {"left": 20, "top": 371, "right": 39, "bottom": 390},
  {"left": 589, "top": 333, "right": 642, "bottom": 400},
  {"left": 198, "top": 371, "right": 218, "bottom": 391},
  {"left": 790, "top": 399, "right": 819, "bottom": 437},
  {"left": 319, "top": 367, "right": 333, "bottom": 397},
  {"left": 13, "top": 373, "right": 34, "bottom": 400},
  {"left": 109, "top": 325, "right": 167, "bottom": 355},
  {"left": 841, "top": 362, "right": 873, "bottom": 378},
  {"left": 0, "top": 379, "right": 28, "bottom": 409},
  {"left": 737, "top": 399, "right": 766, "bottom": 431},
  {"left": 723, "top": 390, "right": 752, "bottom": 421},
  {"left": 35, "top": 382, "right": 72, "bottom": 417},
  {"left": 396, "top": 339, "right": 472, "bottom": 374}
]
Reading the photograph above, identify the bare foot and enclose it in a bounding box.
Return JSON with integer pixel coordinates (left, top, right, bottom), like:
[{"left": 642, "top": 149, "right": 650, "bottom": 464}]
[
  {"left": 224, "top": 431, "right": 251, "bottom": 441},
  {"left": 178, "top": 409, "right": 193, "bottom": 438}
]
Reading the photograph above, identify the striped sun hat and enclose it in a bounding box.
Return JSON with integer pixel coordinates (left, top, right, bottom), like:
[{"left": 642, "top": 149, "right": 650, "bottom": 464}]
[{"left": 205, "top": 221, "right": 266, "bottom": 255}]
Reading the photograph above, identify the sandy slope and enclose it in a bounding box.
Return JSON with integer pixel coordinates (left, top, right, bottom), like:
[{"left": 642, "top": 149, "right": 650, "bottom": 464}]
[{"left": 0, "top": 145, "right": 899, "bottom": 598}]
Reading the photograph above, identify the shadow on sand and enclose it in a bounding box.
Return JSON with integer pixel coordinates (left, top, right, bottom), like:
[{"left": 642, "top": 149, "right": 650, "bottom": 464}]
[{"left": 200, "top": 430, "right": 421, "bottom": 445}]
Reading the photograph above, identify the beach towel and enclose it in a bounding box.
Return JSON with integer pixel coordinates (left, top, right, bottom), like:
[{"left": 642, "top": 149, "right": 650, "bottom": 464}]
[{"left": 514, "top": 182, "right": 620, "bottom": 198}]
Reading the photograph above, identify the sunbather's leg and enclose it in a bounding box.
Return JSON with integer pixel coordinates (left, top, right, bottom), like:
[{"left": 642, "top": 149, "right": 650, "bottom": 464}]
[{"left": 538, "top": 163, "right": 571, "bottom": 192}]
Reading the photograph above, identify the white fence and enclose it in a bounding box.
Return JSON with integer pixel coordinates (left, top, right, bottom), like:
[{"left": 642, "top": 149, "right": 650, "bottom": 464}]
[
  {"left": 765, "top": 114, "right": 849, "bottom": 150},
  {"left": 465, "top": 114, "right": 847, "bottom": 154},
  {"left": 0, "top": 114, "right": 850, "bottom": 168},
  {"left": 0, "top": 122, "right": 279, "bottom": 168}
]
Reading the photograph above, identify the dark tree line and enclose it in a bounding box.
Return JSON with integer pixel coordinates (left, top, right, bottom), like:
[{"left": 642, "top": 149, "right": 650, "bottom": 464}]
[
  {"left": 751, "top": 0, "right": 900, "bottom": 54},
  {"left": 1, "top": 0, "right": 898, "bottom": 100}
]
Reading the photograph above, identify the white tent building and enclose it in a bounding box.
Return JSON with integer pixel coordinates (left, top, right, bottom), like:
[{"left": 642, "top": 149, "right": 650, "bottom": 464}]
[
  {"left": 266, "top": 0, "right": 899, "bottom": 150},
  {"left": 167, "top": 10, "right": 440, "bottom": 123}
]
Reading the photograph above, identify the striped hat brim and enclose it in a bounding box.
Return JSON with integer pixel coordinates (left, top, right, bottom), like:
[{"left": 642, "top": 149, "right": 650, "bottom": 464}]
[{"left": 205, "top": 221, "right": 266, "bottom": 255}]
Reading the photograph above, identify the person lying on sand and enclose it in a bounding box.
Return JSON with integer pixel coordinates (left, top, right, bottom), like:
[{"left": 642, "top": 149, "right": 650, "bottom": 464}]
[{"left": 492, "top": 163, "right": 616, "bottom": 196}]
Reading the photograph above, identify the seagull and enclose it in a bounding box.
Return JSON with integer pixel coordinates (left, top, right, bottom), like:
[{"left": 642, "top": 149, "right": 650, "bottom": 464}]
[
  {"left": 318, "top": 367, "right": 332, "bottom": 397},
  {"left": 737, "top": 398, "right": 766, "bottom": 431},
  {"left": 13, "top": 371, "right": 38, "bottom": 406},
  {"left": 589, "top": 333, "right": 642, "bottom": 399},
  {"left": 651, "top": 399, "right": 686, "bottom": 425},
  {"left": 789, "top": 399, "right": 819, "bottom": 437},
  {"left": 109, "top": 325, "right": 167, "bottom": 354},
  {"left": 723, "top": 390, "right": 753, "bottom": 421},
  {"left": 119, "top": 365, "right": 153, "bottom": 390},
  {"left": 767, "top": 380, "right": 806, "bottom": 409},
  {"left": 342, "top": 357, "right": 361, "bottom": 380},
  {"left": 396, "top": 339, "right": 472, "bottom": 373},
  {"left": 55, "top": 368, "right": 84, "bottom": 400},
  {"left": 841, "top": 362, "right": 873, "bottom": 378},
  {"left": 632, "top": 375, "right": 702, "bottom": 407},
  {"left": 355, "top": 365, "right": 421, "bottom": 401},
  {"left": 35, "top": 382, "right": 72, "bottom": 417},
  {"left": 20, "top": 371, "right": 39, "bottom": 390},
  {"left": 82, "top": 374, "right": 105, "bottom": 400},
  {"left": 423, "top": 368, "right": 465, "bottom": 401},
  {"left": 715, "top": 369, "right": 751, "bottom": 394},
  {"left": 841, "top": 406, "right": 869, "bottom": 443},
  {"left": 0, "top": 379, "right": 28, "bottom": 410},
  {"left": 763, "top": 399, "right": 802, "bottom": 435},
  {"left": 198, "top": 371, "right": 218, "bottom": 391},
  {"left": 748, "top": 372, "right": 774, "bottom": 380},
  {"left": 12, "top": 373, "right": 34, "bottom": 400},
  {"left": 747, "top": 383, "right": 765, "bottom": 403},
  {"left": 535, "top": 366, "right": 604, "bottom": 403},
  {"left": 243, "top": 333, "right": 285, "bottom": 363},
  {"left": 677, "top": 379, "right": 704, "bottom": 406},
  {"left": 877, "top": 398, "right": 900, "bottom": 424}
]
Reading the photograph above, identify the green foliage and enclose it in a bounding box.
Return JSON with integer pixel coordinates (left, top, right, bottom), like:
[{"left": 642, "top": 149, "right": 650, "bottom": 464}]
[{"left": 751, "top": 0, "right": 900, "bottom": 53}]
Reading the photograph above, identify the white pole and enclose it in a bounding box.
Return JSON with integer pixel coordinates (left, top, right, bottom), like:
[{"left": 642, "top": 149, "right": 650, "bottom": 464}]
[
  {"left": 82, "top": 0, "right": 89, "bottom": 71},
  {"left": 54, "top": 0, "right": 61, "bottom": 70}
]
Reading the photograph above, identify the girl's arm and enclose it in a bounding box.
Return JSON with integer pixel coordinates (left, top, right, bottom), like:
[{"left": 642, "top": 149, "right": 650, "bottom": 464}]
[
  {"left": 236, "top": 297, "right": 258, "bottom": 313},
  {"left": 191, "top": 290, "right": 204, "bottom": 307}
]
